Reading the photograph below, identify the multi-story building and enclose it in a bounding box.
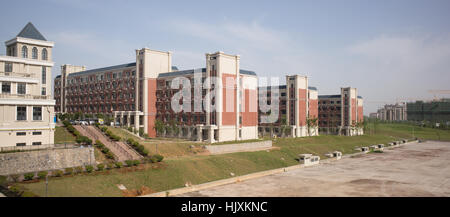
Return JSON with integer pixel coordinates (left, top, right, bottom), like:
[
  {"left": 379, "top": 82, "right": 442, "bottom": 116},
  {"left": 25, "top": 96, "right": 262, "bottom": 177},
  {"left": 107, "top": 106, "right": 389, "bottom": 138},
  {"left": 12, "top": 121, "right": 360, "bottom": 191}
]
[
  {"left": 406, "top": 99, "right": 450, "bottom": 123},
  {"left": 0, "top": 22, "right": 55, "bottom": 148},
  {"left": 318, "top": 87, "right": 363, "bottom": 136},
  {"left": 55, "top": 49, "right": 258, "bottom": 143},
  {"left": 377, "top": 103, "right": 407, "bottom": 121},
  {"left": 258, "top": 75, "right": 318, "bottom": 137}
]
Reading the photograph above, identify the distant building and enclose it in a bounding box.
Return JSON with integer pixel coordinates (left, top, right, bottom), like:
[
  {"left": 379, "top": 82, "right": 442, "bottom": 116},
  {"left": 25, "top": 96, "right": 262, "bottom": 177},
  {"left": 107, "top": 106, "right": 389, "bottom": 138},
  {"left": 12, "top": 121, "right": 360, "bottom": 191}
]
[
  {"left": 407, "top": 99, "right": 450, "bottom": 122},
  {"left": 318, "top": 87, "right": 364, "bottom": 136},
  {"left": 369, "top": 112, "right": 378, "bottom": 119},
  {"left": 0, "top": 23, "right": 55, "bottom": 148},
  {"left": 377, "top": 103, "right": 407, "bottom": 121},
  {"left": 257, "top": 75, "right": 318, "bottom": 138}
]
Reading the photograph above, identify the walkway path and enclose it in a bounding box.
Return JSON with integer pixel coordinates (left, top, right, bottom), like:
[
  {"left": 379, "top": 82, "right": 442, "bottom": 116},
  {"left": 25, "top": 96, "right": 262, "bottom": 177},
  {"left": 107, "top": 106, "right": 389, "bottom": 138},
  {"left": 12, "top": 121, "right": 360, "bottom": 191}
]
[{"left": 74, "top": 125, "right": 141, "bottom": 161}]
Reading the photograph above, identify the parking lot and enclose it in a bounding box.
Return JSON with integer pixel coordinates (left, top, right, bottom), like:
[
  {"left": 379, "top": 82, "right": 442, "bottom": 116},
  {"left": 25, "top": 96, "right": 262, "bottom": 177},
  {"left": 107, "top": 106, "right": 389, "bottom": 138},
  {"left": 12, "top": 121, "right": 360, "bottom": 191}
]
[{"left": 180, "top": 141, "right": 450, "bottom": 197}]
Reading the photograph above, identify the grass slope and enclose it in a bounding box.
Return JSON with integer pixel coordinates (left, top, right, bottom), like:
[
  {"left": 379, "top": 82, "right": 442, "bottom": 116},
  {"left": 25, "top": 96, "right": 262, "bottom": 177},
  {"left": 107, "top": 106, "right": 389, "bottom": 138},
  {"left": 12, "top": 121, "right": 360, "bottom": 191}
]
[{"left": 19, "top": 127, "right": 414, "bottom": 197}]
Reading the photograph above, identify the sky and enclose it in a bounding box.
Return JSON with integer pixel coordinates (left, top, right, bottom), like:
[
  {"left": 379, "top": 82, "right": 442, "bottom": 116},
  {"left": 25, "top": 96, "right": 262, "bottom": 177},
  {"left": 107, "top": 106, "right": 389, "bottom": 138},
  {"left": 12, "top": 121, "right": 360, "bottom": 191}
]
[{"left": 1, "top": 0, "right": 449, "bottom": 115}]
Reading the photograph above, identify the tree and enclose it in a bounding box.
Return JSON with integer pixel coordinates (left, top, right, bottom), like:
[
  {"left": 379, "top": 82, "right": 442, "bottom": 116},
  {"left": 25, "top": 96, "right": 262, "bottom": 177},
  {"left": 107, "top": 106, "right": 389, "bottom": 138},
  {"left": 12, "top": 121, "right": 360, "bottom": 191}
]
[
  {"left": 154, "top": 119, "right": 165, "bottom": 136},
  {"left": 306, "top": 116, "right": 318, "bottom": 136}
]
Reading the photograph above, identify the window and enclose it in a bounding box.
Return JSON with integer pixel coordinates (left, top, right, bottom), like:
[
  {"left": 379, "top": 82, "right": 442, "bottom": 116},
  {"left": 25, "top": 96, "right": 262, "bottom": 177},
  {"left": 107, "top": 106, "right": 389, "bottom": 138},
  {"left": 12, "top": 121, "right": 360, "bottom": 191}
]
[
  {"left": 32, "top": 131, "right": 42, "bottom": 135},
  {"left": 16, "top": 143, "right": 26, "bottom": 146},
  {"left": 42, "top": 48, "right": 48, "bottom": 60},
  {"left": 16, "top": 132, "right": 26, "bottom": 136},
  {"left": 22, "top": 46, "right": 28, "bottom": 58},
  {"left": 17, "top": 106, "right": 26, "bottom": 120},
  {"left": 17, "top": 83, "right": 26, "bottom": 94},
  {"left": 32, "top": 47, "right": 38, "bottom": 59},
  {"left": 41, "top": 87, "right": 46, "bottom": 96},
  {"left": 5, "top": 62, "right": 12, "bottom": 72},
  {"left": 2, "top": 82, "right": 11, "bottom": 93},
  {"left": 33, "top": 107, "right": 42, "bottom": 120},
  {"left": 32, "top": 142, "right": 42, "bottom": 146},
  {"left": 42, "top": 67, "right": 46, "bottom": 84}
]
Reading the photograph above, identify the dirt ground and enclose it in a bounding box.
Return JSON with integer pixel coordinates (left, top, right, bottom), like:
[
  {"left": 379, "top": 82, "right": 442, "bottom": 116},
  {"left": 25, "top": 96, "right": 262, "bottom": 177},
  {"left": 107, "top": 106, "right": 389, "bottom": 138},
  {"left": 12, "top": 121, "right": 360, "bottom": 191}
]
[{"left": 180, "top": 141, "right": 450, "bottom": 197}]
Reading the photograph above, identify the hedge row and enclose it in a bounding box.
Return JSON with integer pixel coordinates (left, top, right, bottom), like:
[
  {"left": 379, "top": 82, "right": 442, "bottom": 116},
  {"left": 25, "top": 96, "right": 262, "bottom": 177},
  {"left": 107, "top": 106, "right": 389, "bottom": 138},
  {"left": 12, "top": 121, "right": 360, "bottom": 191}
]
[
  {"left": 126, "top": 138, "right": 149, "bottom": 156},
  {"left": 105, "top": 130, "right": 121, "bottom": 141},
  {"left": 62, "top": 120, "right": 92, "bottom": 145},
  {"left": 94, "top": 140, "right": 115, "bottom": 160}
]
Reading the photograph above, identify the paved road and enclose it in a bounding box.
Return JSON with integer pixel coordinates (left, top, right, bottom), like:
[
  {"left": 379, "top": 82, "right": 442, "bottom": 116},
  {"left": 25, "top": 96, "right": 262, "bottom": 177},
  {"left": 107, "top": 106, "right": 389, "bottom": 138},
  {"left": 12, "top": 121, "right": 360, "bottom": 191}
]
[{"left": 180, "top": 141, "right": 450, "bottom": 197}]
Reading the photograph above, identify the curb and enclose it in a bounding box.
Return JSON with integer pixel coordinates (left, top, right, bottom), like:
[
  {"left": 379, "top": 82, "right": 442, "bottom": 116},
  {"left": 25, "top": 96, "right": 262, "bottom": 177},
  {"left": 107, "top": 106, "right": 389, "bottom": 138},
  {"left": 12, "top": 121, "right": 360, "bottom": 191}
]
[{"left": 140, "top": 140, "right": 418, "bottom": 197}]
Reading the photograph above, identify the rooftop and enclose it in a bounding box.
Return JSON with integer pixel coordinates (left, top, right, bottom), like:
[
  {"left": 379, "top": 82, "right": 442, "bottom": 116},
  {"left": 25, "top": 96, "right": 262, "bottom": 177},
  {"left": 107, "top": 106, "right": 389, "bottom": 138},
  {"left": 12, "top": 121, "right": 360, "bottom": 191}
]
[{"left": 16, "top": 22, "right": 47, "bottom": 41}]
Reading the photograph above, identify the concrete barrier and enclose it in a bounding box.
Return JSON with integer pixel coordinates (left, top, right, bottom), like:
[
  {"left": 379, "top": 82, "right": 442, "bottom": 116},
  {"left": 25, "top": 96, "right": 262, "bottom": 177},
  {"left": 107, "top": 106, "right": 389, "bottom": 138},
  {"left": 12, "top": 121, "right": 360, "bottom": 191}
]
[
  {"left": 205, "top": 140, "right": 272, "bottom": 155},
  {"left": 299, "top": 154, "right": 320, "bottom": 166}
]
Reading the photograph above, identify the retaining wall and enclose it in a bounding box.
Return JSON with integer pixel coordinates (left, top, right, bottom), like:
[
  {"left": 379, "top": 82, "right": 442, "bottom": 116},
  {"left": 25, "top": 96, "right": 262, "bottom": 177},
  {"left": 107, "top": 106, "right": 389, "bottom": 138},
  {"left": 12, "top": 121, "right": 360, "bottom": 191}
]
[
  {"left": 0, "top": 147, "right": 95, "bottom": 175},
  {"left": 205, "top": 140, "right": 272, "bottom": 155}
]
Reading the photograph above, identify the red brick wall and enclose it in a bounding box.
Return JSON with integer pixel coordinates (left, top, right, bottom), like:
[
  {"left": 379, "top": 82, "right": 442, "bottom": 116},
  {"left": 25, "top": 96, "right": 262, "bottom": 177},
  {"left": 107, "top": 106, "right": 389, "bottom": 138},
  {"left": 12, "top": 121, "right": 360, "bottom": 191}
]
[
  {"left": 358, "top": 106, "right": 364, "bottom": 122},
  {"left": 242, "top": 89, "right": 258, "bottom": 126},
  {"left": 351, "top": 98, "right": 357, "bottom": 124},
  {"left": 308, "top": 99, "right": 318, "bottom": 119},
  {"left": 222, "top": 74, "right": 236, "bottom": 126},
  {"left": 147, "top": 79, "right": 157, "bottom": 137},
  {"left": 298, "top": 89, "right": 307, "bottom": 126}
]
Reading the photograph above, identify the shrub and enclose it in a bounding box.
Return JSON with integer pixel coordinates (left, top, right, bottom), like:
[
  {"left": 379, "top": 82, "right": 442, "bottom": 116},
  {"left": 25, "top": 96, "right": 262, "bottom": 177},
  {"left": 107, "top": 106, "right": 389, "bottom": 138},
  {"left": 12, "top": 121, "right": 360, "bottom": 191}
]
[
  {"left": 37, "top": 171, "right": 48, "bottom": 179},
  {"left": 128, "top": 127, "right": 133, "bottom": 132},
  {"left": 85, "top": 165, "right": 94, "bottom": 173},
  {"left": 23, "top": 173, "right": 34, "bottom": 181},
  {"left": 125, "top": 160, "right": 134, "bottom": 167},
  {"left": 101, "top": 147, "right": 110, "bottom": 154},
  {"left": 101, "top": 126, "right": 108, "bottom": 132},
  {"left": 150, "top": 156, "right": 158, "bottom": 163},
  {"left": 153, "top": 154, "right": 164, "bottom": 162},
  {"left": 97, "top": 164, "right": 105, "bottom": 171},
  {"left": 132, "top": 160, "right": 140, "bottom": 166},
  {"left": 139, "top": 128, "right": 144, "bottom": 136},
  {"left": 115, "top": 162, "right": 123, "bottom": 168},
  {"left": 53, "top": 170, "right": 63, "bottom": 177},
  {"left": 74, "top": 166, "right": 83, "bottom": 174},
  {"left": 0, "top": 175, "right": 8, "bottom": 185},
  {"left": 105, "top": 152, "right": 114, "bottom": 159},
  {"left": 141, "top": 149, "right": 149, "bottom": 156},
  {"left": 106, "top": 163, "right": 114, "bottom": 170},
  {"left": 65, "top": 168, "right": 73, "bottom": 175},
  {"left": 127, "top": 138, "right": 135, "bottom": 145}
]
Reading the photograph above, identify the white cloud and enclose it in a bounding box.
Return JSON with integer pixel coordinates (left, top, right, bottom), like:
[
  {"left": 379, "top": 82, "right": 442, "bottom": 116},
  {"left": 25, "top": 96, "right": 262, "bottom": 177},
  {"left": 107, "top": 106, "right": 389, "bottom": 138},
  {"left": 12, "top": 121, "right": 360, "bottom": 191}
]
[{"left": 164, "top": 19, "right": 308, "bottom": 79}]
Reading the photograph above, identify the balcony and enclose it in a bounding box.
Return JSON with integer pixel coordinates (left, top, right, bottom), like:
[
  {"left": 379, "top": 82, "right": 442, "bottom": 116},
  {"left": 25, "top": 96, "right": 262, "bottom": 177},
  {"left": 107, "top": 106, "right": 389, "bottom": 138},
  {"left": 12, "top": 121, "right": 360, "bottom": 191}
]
[
  {"left": 0, "top": 93, "right": 52, "bottom": 100},
  {"left": 0, "top": 71, "right": 36, "bottom": 78}
]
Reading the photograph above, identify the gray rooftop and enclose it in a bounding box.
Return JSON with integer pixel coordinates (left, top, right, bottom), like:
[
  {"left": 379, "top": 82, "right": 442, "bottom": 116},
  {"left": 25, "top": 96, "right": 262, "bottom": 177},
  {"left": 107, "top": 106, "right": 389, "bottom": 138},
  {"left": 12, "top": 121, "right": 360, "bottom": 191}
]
[
  {"left": 68, "top": 62, "right": 136, "bottom": 77},
  {"left": 17, "top": 22, "right": 47, "bottom": 41}
]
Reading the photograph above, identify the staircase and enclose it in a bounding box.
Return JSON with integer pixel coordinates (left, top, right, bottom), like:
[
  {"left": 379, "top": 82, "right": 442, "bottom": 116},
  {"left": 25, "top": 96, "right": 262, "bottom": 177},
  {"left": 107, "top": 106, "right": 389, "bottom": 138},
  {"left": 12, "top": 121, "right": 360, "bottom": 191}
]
[{"left": 73, "top": 125, "right": 142, "bottom": 161}]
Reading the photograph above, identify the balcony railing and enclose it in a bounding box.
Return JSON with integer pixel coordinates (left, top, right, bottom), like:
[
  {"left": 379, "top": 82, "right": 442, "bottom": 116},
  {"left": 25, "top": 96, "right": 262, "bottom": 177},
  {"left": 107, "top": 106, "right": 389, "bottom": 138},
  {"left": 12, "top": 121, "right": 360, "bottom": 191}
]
[
  {"left": 0, "top": 93, "right": 52, "bottom": 100},
  {"left": 0, "top": 71, "right": 37, "bottom": 79}
]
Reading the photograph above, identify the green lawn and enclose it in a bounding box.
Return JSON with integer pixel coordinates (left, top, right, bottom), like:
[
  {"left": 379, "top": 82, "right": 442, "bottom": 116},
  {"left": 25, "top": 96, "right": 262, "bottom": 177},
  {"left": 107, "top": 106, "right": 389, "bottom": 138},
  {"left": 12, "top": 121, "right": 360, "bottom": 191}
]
[
  {"left": 54, "top": 126, "right": 76, "bottom": 144},
  {"left": 17, "top": 123, "right": 450, "bottom": 197}
]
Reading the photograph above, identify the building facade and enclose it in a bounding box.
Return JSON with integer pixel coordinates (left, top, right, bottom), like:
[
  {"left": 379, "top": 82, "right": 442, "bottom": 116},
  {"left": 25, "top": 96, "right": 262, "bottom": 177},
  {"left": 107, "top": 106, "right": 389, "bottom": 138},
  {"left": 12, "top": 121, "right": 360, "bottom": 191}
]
[
  {"left": 377, "top": 103, "right": 407, "bottom": 121},
  {"left": 318, "top": 87, "right": 363, "bottom": 136},
  {"left": 55, "top": 49, "right": 258, "bottom": 143},
  {"left": 406, "top": 99, "right": 450, "bottom": 123},
  {"left": 258, "top": 75, "right": 319, "bottom": 138},
  {"left": 0, "top": 23, "right": 55, "bottom": 148}
]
